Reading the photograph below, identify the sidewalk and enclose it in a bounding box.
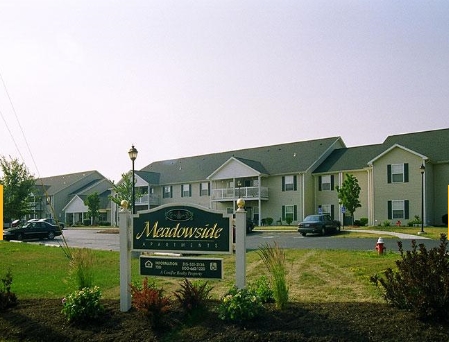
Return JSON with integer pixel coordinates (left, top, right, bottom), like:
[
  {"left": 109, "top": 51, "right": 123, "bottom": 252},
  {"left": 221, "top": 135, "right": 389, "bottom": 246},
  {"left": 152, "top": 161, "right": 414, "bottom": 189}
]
[
  {"left": 345, "top": 229, "right": 430, "bottom": 240},
  {"left": 253, "top": 227, "right": 430, "bottom": 239}
]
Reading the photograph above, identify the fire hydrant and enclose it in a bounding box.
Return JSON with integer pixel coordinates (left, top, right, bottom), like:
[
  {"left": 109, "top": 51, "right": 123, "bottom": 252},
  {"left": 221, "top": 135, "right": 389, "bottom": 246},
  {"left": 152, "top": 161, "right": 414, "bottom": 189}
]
[{"left": 375, "top": 237, "right": 386, "bottom": 255}]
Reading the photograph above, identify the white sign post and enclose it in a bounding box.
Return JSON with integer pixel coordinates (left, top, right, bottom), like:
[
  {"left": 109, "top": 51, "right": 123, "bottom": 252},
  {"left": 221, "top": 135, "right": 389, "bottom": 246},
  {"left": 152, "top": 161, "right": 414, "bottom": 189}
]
[
  {"left": 119, "top": 201, "right": 132, "bottom": 312},
  {"left": 235, "top": 198, "right": 246, "bottom": 289}
]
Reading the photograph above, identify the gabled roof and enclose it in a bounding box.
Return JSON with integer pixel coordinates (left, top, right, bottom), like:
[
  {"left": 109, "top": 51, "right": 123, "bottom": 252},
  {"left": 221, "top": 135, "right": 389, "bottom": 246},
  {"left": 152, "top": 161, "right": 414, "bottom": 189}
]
[
  {"left": 382, "top": 128, "right": 449, "bottom": 162},
  {"left": 314, "top": 144, "right": 385, "bottom": 173},
  {"left": 35, "top": 170, "right": 103, "bottom": 195},
  {"left": 368, "top": 144, "right": 427, "bottom": 165},
  {"left": 135, "top": 171, "right": 161, "bottom": 184},
  {"left": 314, "top": 128, "right": 449, "bottom": 174},
  {"left": 140, "top": 137, "right": 343, "bottom": 184}
]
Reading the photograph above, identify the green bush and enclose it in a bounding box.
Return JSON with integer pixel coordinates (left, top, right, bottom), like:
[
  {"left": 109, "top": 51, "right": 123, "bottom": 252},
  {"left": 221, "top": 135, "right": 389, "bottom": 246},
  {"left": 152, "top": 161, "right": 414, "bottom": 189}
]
[
  {"left": 130, "top": 277, "right": 171, "bottom": 328},
  {"left": 360, "top": 218, "right": 368, "bottom": 226},
  {"left": 218, "top": 286, "right": 264, "bottom": 322},
  {"left": 265, "top": 217, "right": 273, "bottom": 226},
  {"left": 174, "top": 278, "right": 212, "bottom": 313},
  {"left": 0, "top": 268, "right": 17, "bottom": 311},
  {"left": 61, "top": 286, "right": 105, "bottom": 323},
  {"left": 248, "top": 276, "right": 274, "bottom": 304},
  {"left": 383, "top": 220, "right": 391, "bottom": 227},
  {"left": 371, "top": 234, "right": 449, "bottom": 322}
]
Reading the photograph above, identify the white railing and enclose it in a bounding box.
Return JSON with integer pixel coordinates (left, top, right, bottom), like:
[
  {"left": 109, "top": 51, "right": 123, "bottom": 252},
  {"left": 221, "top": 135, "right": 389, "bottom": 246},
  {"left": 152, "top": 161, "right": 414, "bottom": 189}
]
[
  {"left": 135, "top": 194, "right": 160, "bottom": 205},
  {"left": 211, "top": 186, "right": 268, "bottom": 201}
]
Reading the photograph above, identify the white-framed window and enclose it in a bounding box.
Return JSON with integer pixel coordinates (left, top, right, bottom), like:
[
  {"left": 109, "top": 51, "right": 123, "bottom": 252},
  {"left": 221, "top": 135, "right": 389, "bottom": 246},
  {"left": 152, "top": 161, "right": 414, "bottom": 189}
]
[
  {"left": 284, "top": 205, "right": 294, "bottom": 221},
  {"left": 282, "top": 175, "right": 296, "bottom": 191},
  {"left": 321, "top": 204, "right": 331, "bottom": 215},
  {"left": 321, "top": 175, "right": 331, "bottom": 191},
  {"left": 388, "top": 163, "right": 409, "bottom": 183},
  {"left": 284, "top": 176, "right": 294, "bottom": 191},
  {"left": 200, "top": 182, "right": 209, "bottom": 196},
  {"left": 182, "top": 184, "right": 191, "bottom": 197},
  {"left": 163, "top": 186, "right": 172, "bottom": 198},
  {"left": 391, "top": 164, "right": 404, "bottom": 183},
  {"left": 392, "top": 200, "right": 404, "bottom": 219}
]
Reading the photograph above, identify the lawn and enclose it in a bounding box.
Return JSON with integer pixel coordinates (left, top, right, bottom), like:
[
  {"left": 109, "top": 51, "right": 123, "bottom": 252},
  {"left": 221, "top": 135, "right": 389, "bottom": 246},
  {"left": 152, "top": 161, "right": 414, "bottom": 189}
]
[{"left": 1, "top": 240, "right": 449, "bottom": 341}]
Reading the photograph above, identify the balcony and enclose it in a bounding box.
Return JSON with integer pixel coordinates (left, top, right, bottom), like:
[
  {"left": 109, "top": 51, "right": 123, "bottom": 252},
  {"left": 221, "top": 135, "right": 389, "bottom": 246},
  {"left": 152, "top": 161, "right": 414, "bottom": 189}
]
[
  {"left": 135, "top": 194, "right": 160, "bottom": 206},
  {"left": 211, "top": 186, "right": 268, "bottom": 201}
]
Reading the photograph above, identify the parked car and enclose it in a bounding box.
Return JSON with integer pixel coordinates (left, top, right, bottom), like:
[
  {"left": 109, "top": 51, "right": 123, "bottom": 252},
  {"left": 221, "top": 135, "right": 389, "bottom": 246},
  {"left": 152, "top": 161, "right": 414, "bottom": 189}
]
[
  {"left": 42, "top": 218, "right": 65, "bottom": 229},
  {"left": 3, "top": 220, "right": 62, "bottom": 241},
  {"left": 298, "top": 214, "right": 341, "bottom": 236}
]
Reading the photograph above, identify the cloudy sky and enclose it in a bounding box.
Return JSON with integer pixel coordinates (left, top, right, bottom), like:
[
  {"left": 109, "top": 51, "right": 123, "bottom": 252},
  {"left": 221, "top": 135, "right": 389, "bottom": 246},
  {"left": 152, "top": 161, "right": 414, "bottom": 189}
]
[{"left": 1, "top": 0, "right": 448, "bottom": 183}]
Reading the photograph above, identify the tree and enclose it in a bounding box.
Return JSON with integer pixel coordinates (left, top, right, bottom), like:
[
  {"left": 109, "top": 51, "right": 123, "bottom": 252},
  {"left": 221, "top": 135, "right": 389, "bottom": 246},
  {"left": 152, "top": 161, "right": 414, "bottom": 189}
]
[
  {"left": 335, "top": 174, "right": 361, "bottom": 224},
  {"left": 85, "top": 192, "right": 100, "bottom": 225},
  {"left": 0, "top": 156, "right": 35, "bottom": 222},
  {"left": 108, "top": 172, "right": 142, "bottom": 212}
]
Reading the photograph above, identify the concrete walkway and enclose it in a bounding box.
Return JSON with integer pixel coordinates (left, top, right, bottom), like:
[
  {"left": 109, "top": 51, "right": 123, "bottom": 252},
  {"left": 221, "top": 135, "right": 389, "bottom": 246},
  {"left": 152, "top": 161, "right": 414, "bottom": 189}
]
[
  {"left": 254, "top": 227, "right": 430, "bottom": 239},
  {"left": 345, "top": 229, "right": 430, "bottom": 239}
]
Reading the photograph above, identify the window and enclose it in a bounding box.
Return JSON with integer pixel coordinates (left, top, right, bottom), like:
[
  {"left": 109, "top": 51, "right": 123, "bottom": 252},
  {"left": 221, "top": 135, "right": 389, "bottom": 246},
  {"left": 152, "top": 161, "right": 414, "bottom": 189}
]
[
  {"left": 163, "top": 186, "right": 172, "bottom": 198},
  {"left": 282, "top": 175, "right": 297, "bottom": 191},
  {"left": 318, "top": 204, "right": 335, "bottom": 218},
  {"left": 319, "top": 175, "right": 334, "bottom": 191},
  {"left": 200, "top": 182, "right": 209, "bottom": 196},
  {"left": 388, "top": 200, "right": 409, "bottom": 219},
  {"left": 181, "top": 184, "right": 191, "bottom": 197},
  {"left": 282, "top": 205, "right": 297, "bottom": 221},
  {"left": 387, "top": 163, "right": 409, "bottom": 183}
]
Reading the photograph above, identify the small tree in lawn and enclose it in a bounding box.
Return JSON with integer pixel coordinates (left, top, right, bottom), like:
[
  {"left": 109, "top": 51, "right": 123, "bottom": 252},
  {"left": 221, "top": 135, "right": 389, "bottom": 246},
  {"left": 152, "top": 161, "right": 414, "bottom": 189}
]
[
  {"left": 108, "top": 172, "right": 142, "bottom": 213},
  {"left": 335, "top": 174, "right": 361, "bottom": 225},
  {"left": 85, "top": 192, "right": 100, "bottom": 225}
]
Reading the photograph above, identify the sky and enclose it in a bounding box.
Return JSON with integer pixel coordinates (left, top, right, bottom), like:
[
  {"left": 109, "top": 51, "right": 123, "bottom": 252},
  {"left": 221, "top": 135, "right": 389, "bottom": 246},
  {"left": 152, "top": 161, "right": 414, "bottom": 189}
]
[{"left": 1, "top": 0, "right": 448, "bottom": 183}]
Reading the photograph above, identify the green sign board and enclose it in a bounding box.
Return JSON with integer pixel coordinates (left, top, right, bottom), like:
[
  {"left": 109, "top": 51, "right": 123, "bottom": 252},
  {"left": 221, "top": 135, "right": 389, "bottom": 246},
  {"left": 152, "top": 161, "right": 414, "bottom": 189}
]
[
  {"left": 140, "top": 255, "right": 223, "bottom": 280},
  {"left": 132, "top": 204, "right": 232, "bottom": 254}
]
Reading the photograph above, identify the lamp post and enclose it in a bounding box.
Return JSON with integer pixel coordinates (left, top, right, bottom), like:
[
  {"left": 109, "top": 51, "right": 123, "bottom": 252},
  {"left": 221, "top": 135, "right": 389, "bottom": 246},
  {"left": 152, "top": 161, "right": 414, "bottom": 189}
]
[
  {"left": 128, "top": 145, "right": 138, "bottom": 214},
  {"left": 420, "top": 163, "right": 425, "bottom": 234}
]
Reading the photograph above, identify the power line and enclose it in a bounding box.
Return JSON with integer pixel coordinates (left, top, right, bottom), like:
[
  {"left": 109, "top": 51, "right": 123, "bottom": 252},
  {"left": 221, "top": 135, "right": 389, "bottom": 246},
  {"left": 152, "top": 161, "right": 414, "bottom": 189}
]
[{"left": 0, "top": 70, "right": 40, "bottom": 178}]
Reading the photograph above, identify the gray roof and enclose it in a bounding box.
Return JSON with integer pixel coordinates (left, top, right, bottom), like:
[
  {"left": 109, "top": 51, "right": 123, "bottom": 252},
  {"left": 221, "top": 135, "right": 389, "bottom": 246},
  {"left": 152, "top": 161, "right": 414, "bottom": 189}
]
[
  {"left": 314, "top": 144, "right": 385, "bottom": 173},
  {"left": 141, "top": 137, "right": 342, "bottom": 184},
  {"left": 383, "top": 128, "right": 449, "bottom": 162},
  {"left": 36, "top": 170, "right": 101, "bottom": 195},
  {"left": 314, "top": 128, "right": 449, "bottom": 173}
]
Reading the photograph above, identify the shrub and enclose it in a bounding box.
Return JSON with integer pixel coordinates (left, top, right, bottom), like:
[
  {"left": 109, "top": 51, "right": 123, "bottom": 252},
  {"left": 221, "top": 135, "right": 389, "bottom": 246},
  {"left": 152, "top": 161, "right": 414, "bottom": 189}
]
[
  {"left": 130, "top": 277, "right": 171, "bottom": 328},
  {"left": 370, "top": 234, "right": 449, "bottom": 322},
  {"left": 383, "top": 220, "right": 391, "bottom": 227},
  {"left": 258, "top": 242, "right": 289, "bottom": 310},
  {"left": 174, "top": 278, "right": 212, "bottom": 313},
  {"left": 218, "top": 286, "right": 264, "bottom": 322},
  {"left": 265, "top": 217, "right": 273, "bottom": 226},
  {"left": 61, "top": 286, "right": 105, "bottom": 323},
  {"left": 353, "top": 220, "right": 361, "bottom": 226},
  {"left": 248, "top": 275, "right": 274, "bottom": 304},
  {"left": 360, "top": 217, "right": 368, "bottom": 226},
  {"left": 285, "top": 217, "right": 293, "bottom": 225},
  {"left": 0, "top": 268, "right": 17, "bottom": 311}
]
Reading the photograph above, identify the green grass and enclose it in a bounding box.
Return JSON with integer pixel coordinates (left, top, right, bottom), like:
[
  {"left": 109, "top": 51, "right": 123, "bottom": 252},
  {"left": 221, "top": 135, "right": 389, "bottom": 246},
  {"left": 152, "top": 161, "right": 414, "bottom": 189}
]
[{"left": 0, "top": 240, "right": 399, "bottom": 303}]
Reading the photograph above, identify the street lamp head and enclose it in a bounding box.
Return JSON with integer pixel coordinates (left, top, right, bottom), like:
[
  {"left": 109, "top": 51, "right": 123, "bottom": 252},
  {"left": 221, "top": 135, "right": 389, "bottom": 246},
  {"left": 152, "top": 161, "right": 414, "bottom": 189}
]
[
  {"left": 420, "top": 163, "right": 425, "bottom": 174},
  {"left": 128, "top": 145, "right": 138, "bottom": 161}
]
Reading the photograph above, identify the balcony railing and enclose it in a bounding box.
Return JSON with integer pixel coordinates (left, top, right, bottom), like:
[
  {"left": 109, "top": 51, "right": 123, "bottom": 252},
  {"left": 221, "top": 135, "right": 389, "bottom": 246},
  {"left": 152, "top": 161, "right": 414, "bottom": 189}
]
[
  {"left": 135, "top": 194, "right": 160, "bottom": 206},
  {"left": 211, "top": 186, "right": 268, "bottom": 201}
]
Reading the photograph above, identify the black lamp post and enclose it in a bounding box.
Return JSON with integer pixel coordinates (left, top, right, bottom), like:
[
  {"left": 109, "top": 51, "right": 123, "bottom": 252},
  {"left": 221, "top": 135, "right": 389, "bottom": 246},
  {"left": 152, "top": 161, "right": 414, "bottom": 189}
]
[
  {"left": 128, "top": 145, "right": 138, "bottom": 214},
  {"left": 420, "top": 163, "right": 425, "bottom": 233}
]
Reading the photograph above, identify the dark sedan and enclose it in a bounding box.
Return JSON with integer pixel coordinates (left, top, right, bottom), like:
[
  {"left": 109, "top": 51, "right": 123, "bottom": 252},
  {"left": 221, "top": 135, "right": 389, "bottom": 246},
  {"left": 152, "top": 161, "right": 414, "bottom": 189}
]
[
  {"left": 3, "top": 220, "right": 62, "bottom": 241},
  {"left": 298, "top": 214, "right": 341, "bottom": 236}
]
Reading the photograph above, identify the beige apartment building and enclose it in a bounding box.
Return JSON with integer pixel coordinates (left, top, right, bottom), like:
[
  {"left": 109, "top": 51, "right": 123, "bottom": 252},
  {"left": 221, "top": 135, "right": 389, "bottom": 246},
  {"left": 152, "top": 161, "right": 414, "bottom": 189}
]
[{"left": 110, "top": 128, "right": 449, "bottom": 228}]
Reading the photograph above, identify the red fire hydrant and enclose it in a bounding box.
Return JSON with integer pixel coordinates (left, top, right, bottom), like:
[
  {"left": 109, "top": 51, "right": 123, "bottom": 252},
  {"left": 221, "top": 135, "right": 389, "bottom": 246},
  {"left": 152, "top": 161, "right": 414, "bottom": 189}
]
[{"left": 375, "top": 237, "right": 386, "bottom": 255}]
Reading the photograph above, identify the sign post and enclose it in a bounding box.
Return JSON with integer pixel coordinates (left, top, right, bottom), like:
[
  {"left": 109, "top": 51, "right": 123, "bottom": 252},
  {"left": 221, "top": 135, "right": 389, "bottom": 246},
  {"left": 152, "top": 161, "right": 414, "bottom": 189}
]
[
  {"left": 235, "top": 198, "right": 246, "bottom": 289},
  {"left": 119, "top": 201, "right": 132, "bottom": 312}
]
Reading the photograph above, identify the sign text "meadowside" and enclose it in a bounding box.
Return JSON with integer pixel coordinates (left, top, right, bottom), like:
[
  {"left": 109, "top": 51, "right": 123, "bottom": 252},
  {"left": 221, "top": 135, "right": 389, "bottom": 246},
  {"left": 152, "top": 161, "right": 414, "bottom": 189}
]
[{"left": 135, "top": 221, "right": 224, "bottom": 240}]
